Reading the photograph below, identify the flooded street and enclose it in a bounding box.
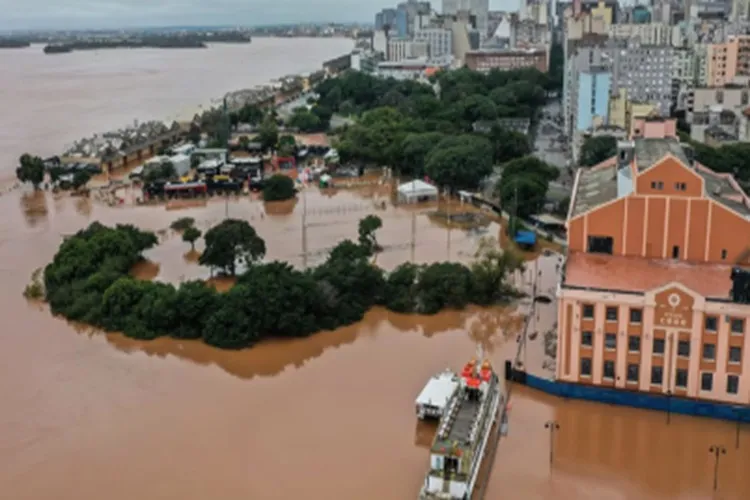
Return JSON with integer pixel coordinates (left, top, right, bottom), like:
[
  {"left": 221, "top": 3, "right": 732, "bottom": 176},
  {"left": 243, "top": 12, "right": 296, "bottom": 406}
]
[{"left": 1, "top": 186, "right": 749, "bottom": 500}]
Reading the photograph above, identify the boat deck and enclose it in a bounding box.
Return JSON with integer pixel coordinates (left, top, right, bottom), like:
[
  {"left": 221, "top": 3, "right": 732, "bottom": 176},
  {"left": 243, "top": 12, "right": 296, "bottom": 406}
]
[{"left": 446, "top": 399, "right": 481, "bottom": 444}]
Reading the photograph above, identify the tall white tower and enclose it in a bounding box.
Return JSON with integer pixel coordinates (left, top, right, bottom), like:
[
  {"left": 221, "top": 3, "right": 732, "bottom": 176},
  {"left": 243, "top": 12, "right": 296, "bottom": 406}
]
[{"left": 443, "top": 0, "right": 490, "bottom": 40}]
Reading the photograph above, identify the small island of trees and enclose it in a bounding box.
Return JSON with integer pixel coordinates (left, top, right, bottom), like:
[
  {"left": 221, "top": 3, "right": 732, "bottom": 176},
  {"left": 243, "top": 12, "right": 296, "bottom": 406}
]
[{"left": 39, "top": 219, "right": 524, "bottom": 349}]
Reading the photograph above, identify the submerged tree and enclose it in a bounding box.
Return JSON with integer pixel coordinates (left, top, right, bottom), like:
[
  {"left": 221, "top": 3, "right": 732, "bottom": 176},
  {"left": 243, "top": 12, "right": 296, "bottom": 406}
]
[
  {"left": 358, "top": 215, "right": 383, "bottom": 254},
  {"left": 470, "top": 237, "right": 525, "bottom": 305},
  {"left": 16, "top": 154, "right": 45, "bottom": 189},
  {"left": 182, "top": 226, "right": 202, "bottom": 251},
  {"left": 199, "top": 219, "right": 266, "bottom": 275}
]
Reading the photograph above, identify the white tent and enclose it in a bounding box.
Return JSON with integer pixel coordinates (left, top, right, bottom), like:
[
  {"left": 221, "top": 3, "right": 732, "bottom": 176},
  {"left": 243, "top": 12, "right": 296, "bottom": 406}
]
[{"left": 397, "top": 179, "right": 438, "bottom": 204}]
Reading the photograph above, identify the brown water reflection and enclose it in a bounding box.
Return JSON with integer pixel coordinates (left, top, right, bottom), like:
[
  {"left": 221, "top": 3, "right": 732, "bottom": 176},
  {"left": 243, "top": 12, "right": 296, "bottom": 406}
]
[{"left": 1, "top": 188, "right": 749, "bottom": 500}]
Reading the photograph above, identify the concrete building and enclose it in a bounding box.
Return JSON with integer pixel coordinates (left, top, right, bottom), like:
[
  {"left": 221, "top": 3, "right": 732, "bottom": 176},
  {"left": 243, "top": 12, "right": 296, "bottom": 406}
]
[
  {"left": 415, "top": 26, "right": 454, "bottom": 59},
  {"left": 375, "top": 8, "right": 398, "bottom": 30},
  {"left": 465, "top": 47, "right": 547, "bottom": 72},
  {"left": 442, "top": 0, "right": 490, "bottom": 40},
  {"left": 608, "top": 89, "right": 660, "bottom": 135},
  {"left": 350, "top": 50, "right": 380, "bottom": 73},
  {"left": 609, "top": 22, "right": 683, "bottom": 47},
  {"left": 611, "top": 41, "right": 675, "bottom": 117},
  {"left": 705, "top": 35, "right": 750, "bottom": 87},
  {"left": 511, "top": 16, "right": 553, "bottom": 48},
  {"left": 388, "top": 38, "right": 430, "bottom": 61},
  {"left": 376, "top": 59, "right": 446, "bottom": 80},
  {"left": 577, "top": 66, "right": 612, "bottom": 131},
  {"left": 562, "top": 34, "right": 610, "bottom": 140},
  {"left": 557, "top": 118, "right": 750, "bottom": 406}
]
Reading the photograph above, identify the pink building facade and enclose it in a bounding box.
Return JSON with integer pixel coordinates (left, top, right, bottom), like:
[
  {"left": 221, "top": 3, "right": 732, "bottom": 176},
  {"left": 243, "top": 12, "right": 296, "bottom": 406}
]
[{"left": 556, "top": 118, "right": 750, "bottom": 405}]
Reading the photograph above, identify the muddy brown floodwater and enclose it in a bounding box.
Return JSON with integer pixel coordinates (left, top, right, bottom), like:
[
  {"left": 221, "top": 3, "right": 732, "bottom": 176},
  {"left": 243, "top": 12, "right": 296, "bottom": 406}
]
[{"left": 1, "top": 187, "right": 749, "bottom": 500}]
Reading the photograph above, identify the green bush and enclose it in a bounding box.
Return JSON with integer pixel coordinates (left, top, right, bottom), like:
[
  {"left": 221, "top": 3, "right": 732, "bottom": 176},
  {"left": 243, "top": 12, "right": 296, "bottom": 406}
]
[{"left": 262, "top": 174, "right": 296, "bottom": 202}]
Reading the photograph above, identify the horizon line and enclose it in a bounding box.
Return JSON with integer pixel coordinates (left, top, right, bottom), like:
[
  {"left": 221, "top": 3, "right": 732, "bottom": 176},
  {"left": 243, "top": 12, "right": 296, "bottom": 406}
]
[{"left": 0, "top": 21, "right": 374, "bottom": 34}]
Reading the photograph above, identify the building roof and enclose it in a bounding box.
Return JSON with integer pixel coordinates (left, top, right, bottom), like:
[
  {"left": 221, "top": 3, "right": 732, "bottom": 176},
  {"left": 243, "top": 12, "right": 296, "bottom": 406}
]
[
  {"left": 633, "top": 137, "right": 689, "bottom": 172},
  {"left": 570, "top": 138, "right": 750, "bottom": 219},
  {"left": 398, "top": 179, "right": 438, "bottom": 196},
  {"left": 563, "top": 252, "right": 734, "bottom": 300},
  {"left": 415, "top": 371, "right": 459, "bottom": 410},
  {"left": 569, "top": 159, "right": 618, "bottom": 218}
]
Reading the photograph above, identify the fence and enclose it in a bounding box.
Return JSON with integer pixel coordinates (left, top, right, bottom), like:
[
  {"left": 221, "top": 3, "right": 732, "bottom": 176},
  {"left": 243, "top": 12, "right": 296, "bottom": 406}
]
[{"left": 504, "top": 363, "right": 750, "bottom": 422}]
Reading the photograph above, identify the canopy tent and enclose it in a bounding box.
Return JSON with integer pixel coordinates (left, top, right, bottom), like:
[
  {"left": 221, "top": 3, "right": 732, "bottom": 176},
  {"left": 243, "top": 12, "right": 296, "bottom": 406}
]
[{"left": 397, "top": 179, "right": 438, "bottom": 204}]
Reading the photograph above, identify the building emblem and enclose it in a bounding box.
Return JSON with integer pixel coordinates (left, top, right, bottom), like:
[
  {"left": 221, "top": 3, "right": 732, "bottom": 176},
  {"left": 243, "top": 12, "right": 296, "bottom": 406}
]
[
  {"left": 654, "top": 287, "right": 694, "bottom": 329},
  {"left": 668, "top": 293, "right": 681, "bottom": 308}
]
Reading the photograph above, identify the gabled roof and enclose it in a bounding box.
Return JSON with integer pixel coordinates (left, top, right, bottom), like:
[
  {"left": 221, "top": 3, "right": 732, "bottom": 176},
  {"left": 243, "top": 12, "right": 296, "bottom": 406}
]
[{"left": 569, "top": 138, "right": 750, "bottom": 220}]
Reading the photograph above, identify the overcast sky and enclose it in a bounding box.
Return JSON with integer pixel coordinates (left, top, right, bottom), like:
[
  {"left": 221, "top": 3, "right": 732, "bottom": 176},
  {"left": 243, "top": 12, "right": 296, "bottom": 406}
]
[{"left": 0, "top": 0, "right": 520, "bottom": 30}]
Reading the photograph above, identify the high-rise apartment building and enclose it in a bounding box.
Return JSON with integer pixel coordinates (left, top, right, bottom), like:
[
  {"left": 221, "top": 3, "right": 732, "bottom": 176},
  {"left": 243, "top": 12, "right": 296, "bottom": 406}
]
[
  {"left": 415, "top": 27, "right": 454, "bottom": 59},
  {"left": 442, "top": 0, "right": 490, "bottom": 40}
]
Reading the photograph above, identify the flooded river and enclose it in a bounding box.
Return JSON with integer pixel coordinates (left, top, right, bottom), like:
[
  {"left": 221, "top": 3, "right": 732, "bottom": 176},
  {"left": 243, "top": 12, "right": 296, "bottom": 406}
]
[
  {"left": 1, "top": 186, "right": 749, "bottom": 500},
  {"left": 0, "top": 37, "right": 748, "bottom": 499},
  {"left": 0, "top": 37, "right": 354, "bottom": 181}
]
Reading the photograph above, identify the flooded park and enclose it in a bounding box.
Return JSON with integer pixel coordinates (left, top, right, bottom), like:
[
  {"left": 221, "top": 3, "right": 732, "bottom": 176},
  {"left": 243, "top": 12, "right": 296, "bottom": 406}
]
[{"left": 1, "top": 183, "right": 749, "bottom": 500}]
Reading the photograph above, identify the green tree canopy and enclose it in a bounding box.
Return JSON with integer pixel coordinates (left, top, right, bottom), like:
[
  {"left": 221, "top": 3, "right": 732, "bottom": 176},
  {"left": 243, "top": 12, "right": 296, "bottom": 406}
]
[
  {"left": 580, "top": 135, "right": 618, "bottom": 167},
  {"left": 257, "top": 117, "right": 279, "bottom": 152},
  {"left": 425, "top": 135, "right": 494, "bottom": 191},
  {"left": 16, "top": 154, "right": 45, "bottom": 189},
  {"left": 72, "top": 170, "right": 91, "bottom": 190},
  {"left": 170, "top": 217, "right": 195, "bottom": 231},
  {"left": 287, "top": 107, "right": 323, "bottom": 132},
  {"left": 262, "top": 174, "right": 296, "bottom": 202},
  {"left": 399, "top": 132, "right": 445, "bottom": 177},
  {"left": 496, "top": 156, "right": 559, "bottom": 219},
  {"left": 182, "top": 226, "right": 202, "bottom": 250},
  {"left": 199, "top": 219, "right": 266, "bottom": 275},
  {"left": 357, "top": 215, "right": 383, "bottom": 254},
  {"left": 487, "top": 125, "right": 531, "bottom": 165}
]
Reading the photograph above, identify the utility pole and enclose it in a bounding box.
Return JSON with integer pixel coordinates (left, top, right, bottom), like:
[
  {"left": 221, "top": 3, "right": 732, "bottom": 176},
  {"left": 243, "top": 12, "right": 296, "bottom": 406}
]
[
  {"left": 708, "top": 445, "right": 727, "bottom": 492},
  {"left": 544, "top": 420, "right": 560, "bottom": 467},
  {"left": 734, "top": 410, "right": 743, "bottom": 449},
  {"left": 302, "top": 187, "right": 308, "bottom": 270},
  {"left": 446, "top": 188, "right": 451, "bottom": 260},
  {"left": 410, "top": 211, "right": 416, "bottom": 263}
]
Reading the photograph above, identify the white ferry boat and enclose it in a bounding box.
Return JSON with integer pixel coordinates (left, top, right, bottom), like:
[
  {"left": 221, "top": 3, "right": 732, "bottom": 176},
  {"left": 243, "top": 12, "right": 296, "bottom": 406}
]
[{"left": 418, "top": 358, "right": 501, "bottom": 500}]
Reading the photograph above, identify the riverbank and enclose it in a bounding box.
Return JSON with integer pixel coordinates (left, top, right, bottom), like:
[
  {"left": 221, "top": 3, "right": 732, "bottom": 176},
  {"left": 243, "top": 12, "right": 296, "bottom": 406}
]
[{"left": 0, "top": 38, "right": 354, "bottom": 182}]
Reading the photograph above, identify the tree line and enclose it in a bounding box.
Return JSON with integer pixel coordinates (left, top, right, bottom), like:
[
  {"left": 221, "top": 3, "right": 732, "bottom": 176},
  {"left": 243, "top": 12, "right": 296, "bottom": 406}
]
[
  {"left": 40, "top": 219, "right": 524, "bottom": 349},
  {"left": 314, "top": 68, "right": 557, "bottom": 198}
]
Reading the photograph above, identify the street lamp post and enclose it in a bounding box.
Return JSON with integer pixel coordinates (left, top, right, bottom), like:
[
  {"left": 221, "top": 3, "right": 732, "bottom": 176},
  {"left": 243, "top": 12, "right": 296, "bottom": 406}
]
[
  {"left": 733, "top": 410, "right": 743, "bottom": 450},
  {"left": 544, "top": 420, "right": 560, "bottom": 467},
  {"left": 708, "top": 445, "right": 727, "bottom": 492}
]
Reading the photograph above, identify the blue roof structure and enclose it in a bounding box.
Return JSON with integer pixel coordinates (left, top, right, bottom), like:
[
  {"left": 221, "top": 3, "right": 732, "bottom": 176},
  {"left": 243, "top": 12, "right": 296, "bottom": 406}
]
[{"left": 514, "top": 231, "right": 537, "bottom": 246}]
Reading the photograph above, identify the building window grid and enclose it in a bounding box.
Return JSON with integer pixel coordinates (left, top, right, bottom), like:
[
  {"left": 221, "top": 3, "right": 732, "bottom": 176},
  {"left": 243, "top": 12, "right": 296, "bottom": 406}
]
[
  {"left": 675, "top": 369, "right": 688, "bottom": 389},
  {"left": 653, "top": 338, "right": 665, "bottom": 355},
  {"left": 651, "top": 366, "right": 663, "bottom": 385},
  {"left": 703, "top": 343, "right": 716, "bottom": 361},
  {"left": 731, "top": 318, "right": 745, "bottom": 335},
  {"left": 727, "top": 375, "right": 739, "bottom": 394},
  {"left": 729, "top": 346, "right": 742, "bottom": 364},
  {"left": 603, "top": 360, "right": 615, "bottom": 380}
]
